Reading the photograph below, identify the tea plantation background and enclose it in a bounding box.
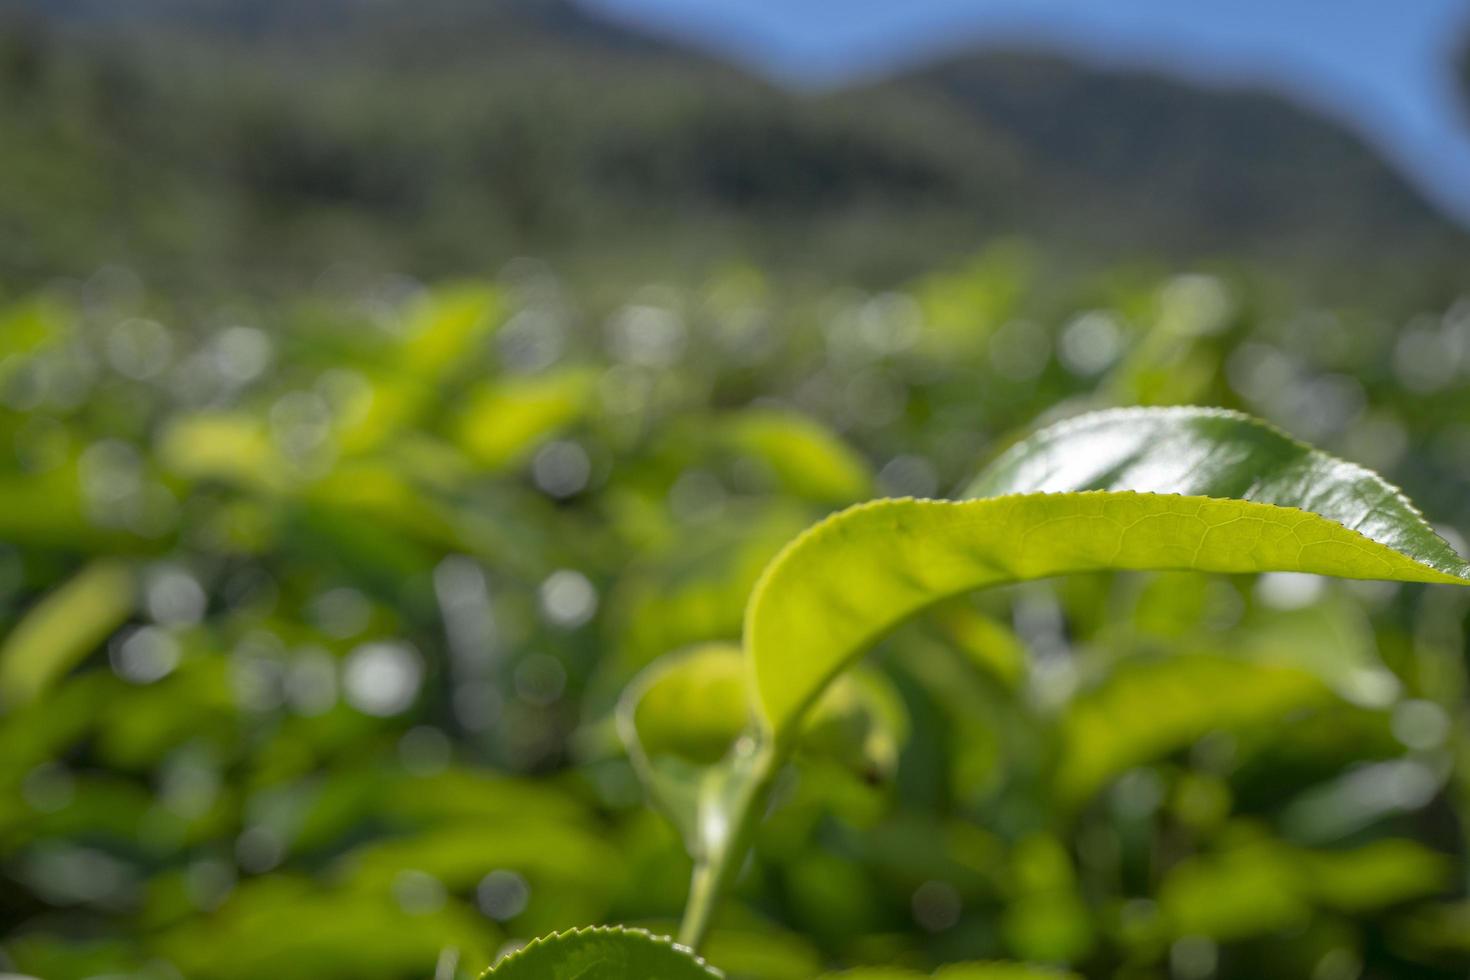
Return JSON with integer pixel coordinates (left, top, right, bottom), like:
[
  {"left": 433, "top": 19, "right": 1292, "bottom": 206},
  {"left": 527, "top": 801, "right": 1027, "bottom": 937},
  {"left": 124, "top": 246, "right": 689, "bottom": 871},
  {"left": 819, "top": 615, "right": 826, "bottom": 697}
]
[{"left": 4, "top": 2, "right": 1470, "bottom": 978}]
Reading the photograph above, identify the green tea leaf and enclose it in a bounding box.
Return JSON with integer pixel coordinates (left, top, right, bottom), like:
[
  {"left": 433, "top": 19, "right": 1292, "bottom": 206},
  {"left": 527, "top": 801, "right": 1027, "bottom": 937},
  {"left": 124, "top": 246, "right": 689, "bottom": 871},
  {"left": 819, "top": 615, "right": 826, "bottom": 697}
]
[
  {"left": 1057, "top": 655, "right": 1327, "bottom": 804},
  {"left": 397, "top": 284, "right": 502, "bottom": 380},
  {"left": 623, "top": 644, "right": 751, "bottom": 769},
  {"left": 617, "top": 644, "right": 751, "bottom": 851},
  {"left": 338, "top": 285, "right": 503, "bottom": 454},
  {"left": 748, "top": 407, "right": 1470, "bottom": 736},
  {"left": 0, "top": 561, "right": 135, "bottom": 708},
  {"left": 963, "top": 407, "right": 1464, "bottom": 573},
  {"left": 455, "top": 368, "right": 597, "bottom": 469},
  {"left": 481, "top": 926, "right": 721, "bottom": 979},
  {"left": 722, "top": 409, "right": 874, "bottom": 504},
  {"left": 1157, "top": 837, "right": 1449, "bottom": 943},
  {"left": 620, "top": 644, "right": 908, "bottom": 855}
]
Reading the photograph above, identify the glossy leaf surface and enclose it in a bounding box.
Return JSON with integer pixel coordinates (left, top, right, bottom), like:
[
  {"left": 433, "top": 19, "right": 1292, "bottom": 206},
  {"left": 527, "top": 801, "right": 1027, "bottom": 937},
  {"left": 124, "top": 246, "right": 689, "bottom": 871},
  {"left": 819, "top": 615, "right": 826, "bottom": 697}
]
[
  {"left": 748, "top": 407, "right": 1470, "bottom": 735},
  {"left": 965, "top": 407, "right": 1466, "bottom": 574}
]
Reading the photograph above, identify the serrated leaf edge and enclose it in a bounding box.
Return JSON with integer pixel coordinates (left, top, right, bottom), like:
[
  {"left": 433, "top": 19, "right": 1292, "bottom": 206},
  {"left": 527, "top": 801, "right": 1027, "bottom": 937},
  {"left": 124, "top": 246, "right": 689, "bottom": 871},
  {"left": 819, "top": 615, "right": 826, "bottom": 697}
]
[
  {"left": 743, "top": 489, "right": 1470, "bottom": 734},
  {"left": 478, "top": 925, "right": 723, "bottom": 979}
]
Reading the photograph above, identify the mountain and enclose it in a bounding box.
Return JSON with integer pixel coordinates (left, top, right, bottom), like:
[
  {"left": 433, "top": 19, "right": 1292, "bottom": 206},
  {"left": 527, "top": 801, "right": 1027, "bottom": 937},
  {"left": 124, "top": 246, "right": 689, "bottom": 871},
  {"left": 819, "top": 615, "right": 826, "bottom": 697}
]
[
  {"left": 0, "top": 0, "right": 1463, "bottom": 292},
  {"left": 883, "top": 52, "right": 1453, "bottom": 252}
]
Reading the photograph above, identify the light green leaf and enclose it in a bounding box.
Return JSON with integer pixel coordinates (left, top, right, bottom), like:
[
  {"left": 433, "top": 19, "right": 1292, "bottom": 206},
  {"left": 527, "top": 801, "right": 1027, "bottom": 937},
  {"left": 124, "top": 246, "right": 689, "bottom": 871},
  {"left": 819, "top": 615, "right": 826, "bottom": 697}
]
[
  {"left": 158, "top": 412, "right": 285, "bottom": 492},
  {"left": 455, "top": 368, "right": 597, "bottom": 469},
  {"left": 1157, "top": 837, "right": 1450, "bottom": 943},
  {"left": 339, "top": 285, "right": 503, "bottom": 454},
  {"left": 1057, "top": 655, "right": 1327, "bottom": 804},
  {"left": 623, "top": 644, "right": 751, "bottom": 769},
  {"left": 747, "top": 407, "right": 1470, "bottom": 737},
  {"left": 0, "top": 561, "right": 135, "bottom": 708},
  {"left": 619, "top": 644, "right": 908, "bottom": 855},
  {"left": 397, "top": 284, "right": 502, "bottom": 380},
  {"left": 962, "top": 407, "right": 1463, "bottom": 570},
  {"left": 481, "top": 927, "right": 721, "bottom": 979},
  {"left": 616, "top": 644, "right": 752, "bottom": 853},
  {"left": 722, "top": 409, "right": 874, "bottom": 504}
]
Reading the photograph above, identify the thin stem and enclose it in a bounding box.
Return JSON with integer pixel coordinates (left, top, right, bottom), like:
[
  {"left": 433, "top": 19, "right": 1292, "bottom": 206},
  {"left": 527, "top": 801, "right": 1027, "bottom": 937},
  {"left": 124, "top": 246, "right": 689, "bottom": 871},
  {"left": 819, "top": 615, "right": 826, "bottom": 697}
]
[
  {"left": 676, "top": 859, "right": 724, "bottom": 951},
  {"left": 676, "top": 740, "right": 784, "bottom": 953}
]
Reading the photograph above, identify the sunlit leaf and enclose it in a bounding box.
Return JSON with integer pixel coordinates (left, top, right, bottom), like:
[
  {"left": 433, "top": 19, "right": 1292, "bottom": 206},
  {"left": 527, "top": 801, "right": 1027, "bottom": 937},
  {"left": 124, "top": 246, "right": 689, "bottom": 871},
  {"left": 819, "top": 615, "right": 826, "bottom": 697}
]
[
  {"left": 0, "top": 296, "right": 66, "bottom": 362},
  {"left": 1303, "top": 838, "right": 1451, "bottom": 914},
  {"left": 748, "top": 407, "right": 1470, "bottom": 737},
  {"left": 1158, "top": 837, "right": 1449, "bottom": 943},
  {"left": 455, "top": 368, "right": 597, "bottom": 469},
  {"left": 157, "top": 412, "right": 285, "bottom": 492},
  {"left": 398, "top": 285, "right": 502, "bottom": 380},
  {"left": 1057, "top": 655, "right": 1327, "bottom": 804},
  {"left": 722, "top": 408, "right": 873, "bottom": 505},
  {"left": 1159, "top": 840, "right": 1311, "bottom": 941},
  {"left": 932, "top": 602, "right": 1027, "bottom": 688},
  {"left": 623, "top": 644, "right": 751, "bottom": 770},
  {"left": 339, "top": 285, "right": 503, "bottom": 453},
  {"left": 0, "top": 561, "right": 135, "bottom": 707}
]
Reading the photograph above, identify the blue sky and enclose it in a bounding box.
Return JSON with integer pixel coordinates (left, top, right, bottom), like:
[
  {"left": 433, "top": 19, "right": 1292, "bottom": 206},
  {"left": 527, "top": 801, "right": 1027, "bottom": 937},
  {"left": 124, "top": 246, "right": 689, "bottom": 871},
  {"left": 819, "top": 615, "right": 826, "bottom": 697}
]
[{"left": 584, "top": 0, "right": 1470, "bottom": 225}]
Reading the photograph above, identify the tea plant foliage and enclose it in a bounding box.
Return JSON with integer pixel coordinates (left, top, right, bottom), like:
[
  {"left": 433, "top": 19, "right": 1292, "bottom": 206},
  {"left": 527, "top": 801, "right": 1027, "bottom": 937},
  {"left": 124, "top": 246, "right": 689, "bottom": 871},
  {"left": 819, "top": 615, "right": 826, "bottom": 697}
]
[
  {"left": 618, "top": 405, "right": 1470, "bottom": 967},
  {"left": 748, "top": 407, "right": 1470, "bottom": 736}
]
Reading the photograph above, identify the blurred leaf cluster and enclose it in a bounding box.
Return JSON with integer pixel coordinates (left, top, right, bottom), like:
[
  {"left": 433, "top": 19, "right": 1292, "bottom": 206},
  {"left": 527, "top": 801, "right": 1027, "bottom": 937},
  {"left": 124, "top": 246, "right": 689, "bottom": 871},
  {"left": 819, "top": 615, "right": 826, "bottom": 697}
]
[{"left": 2, "top": 249, "right": 1470, "bottom": 979}]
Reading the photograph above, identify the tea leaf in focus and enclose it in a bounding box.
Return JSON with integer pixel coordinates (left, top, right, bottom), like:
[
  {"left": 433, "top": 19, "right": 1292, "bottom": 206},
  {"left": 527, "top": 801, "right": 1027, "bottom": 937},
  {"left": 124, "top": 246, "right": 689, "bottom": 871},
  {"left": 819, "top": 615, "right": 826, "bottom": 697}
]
[{"left": 747, "top": 408, "right": 1470, "bottom": 738}]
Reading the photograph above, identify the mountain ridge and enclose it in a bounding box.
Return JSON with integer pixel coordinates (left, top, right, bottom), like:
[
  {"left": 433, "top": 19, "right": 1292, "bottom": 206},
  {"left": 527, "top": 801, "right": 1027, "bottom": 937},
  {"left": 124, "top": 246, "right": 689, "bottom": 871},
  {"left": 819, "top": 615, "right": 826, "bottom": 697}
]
[{"left": 0, "top": 0, "right": 1464, "bottom": 291}]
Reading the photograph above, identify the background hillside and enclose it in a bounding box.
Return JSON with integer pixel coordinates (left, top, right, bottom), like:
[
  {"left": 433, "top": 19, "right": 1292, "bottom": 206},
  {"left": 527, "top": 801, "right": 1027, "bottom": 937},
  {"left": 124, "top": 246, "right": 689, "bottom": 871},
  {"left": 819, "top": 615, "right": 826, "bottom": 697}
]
[{"left": 1, "top": 0, "right": 1465, "bottom": 293}]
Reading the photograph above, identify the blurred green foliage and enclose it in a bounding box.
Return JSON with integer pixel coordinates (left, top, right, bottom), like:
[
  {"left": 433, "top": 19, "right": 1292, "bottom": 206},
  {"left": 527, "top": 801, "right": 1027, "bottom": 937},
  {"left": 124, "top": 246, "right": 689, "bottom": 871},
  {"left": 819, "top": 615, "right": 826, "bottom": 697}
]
[
  {"left": 1, "top": 5, "right": 1469, "bottom": 977},
  {"left": 2, "top": 247, "right": 1470, "bottom": 979}
]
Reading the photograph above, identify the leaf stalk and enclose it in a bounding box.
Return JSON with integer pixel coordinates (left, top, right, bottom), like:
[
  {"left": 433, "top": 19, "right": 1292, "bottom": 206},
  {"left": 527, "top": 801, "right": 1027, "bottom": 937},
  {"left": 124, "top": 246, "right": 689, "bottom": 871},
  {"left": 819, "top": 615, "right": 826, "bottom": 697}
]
[{"left": 676, "top": 737, "right": 784, "bottom": 952}]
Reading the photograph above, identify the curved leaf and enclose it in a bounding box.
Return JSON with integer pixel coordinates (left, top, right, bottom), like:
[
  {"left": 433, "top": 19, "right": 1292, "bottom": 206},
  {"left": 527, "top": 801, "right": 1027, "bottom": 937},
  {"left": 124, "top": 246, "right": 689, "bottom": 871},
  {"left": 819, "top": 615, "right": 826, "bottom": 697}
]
[
  {"left": 1057, "top": 654, "right": 1328, "bottom": 804},
  {"left": 619, "top": 644, "right": 908, "bottom": 854},
  {"left": 721, "top": 408, "right": 874, "bottom": 504},
  {"left": 747, "top": 407, "right": 1470, "bottom": 736},
  {"left": 0, "top": 561, "right": 135, "bottom": 708},
  {"left": 455, "top": 368, "right": 597, "bottom": 470},
  {"left": 480, "top": 926, "right": 721, "bottom": 979},
  {"left": 1156, "top": 837, "right": 1450, "bottom": 943},
  {"left": 616, "top": 644, "right": 752, "bottom": 853},
  {"left": 964, "top": 406, "right": 1464, "bottom": 573}
]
